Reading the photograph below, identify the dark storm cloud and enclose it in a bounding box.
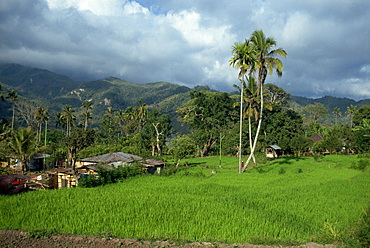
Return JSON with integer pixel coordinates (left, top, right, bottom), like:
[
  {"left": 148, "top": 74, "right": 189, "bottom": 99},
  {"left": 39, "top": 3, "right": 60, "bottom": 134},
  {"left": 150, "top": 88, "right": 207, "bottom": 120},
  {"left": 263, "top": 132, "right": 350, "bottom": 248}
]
[{"left": 0, "top": 0, "right": 369, "bottom": 99}]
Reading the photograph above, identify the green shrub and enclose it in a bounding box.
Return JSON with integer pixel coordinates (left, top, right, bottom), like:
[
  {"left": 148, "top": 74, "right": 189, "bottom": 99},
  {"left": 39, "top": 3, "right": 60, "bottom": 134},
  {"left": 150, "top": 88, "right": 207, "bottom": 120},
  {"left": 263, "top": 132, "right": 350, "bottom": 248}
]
[
  {"left": 27, "top": 229, "right": 57, "bottom": 239},
  {"left": 349, "top": 159, "right": 369, "bottom": 171},
  {"left": 278, "top": 167, "right": 286, "bottom": 174},
  {"left": 79, "top": 163, "right": 146, "bottom": 188}
]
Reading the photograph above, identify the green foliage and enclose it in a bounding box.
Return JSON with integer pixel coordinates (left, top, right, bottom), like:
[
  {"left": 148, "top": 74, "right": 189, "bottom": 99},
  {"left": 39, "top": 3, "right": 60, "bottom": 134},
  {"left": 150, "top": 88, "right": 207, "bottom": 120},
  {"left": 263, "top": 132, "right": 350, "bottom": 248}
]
[
  {"left": 355, "top": 205, "right": 370, "bottom": 247},
  {"left": 262, "top": 108, "right": 307, "bottom": 154},
  {"left": 177, "top": 91, "right": 238, "bottom": 156},
  {"left": 302, "top": 103, "right": 329, "bottom": 124},
  {"left": 79, "top": 163, "right": 146, "bottom": 188},
  {"left": 353, "top": 105, "right": 370, "bottom": 126},
  {"left": 27, "top": 229, "right": 58, "bottom": 239},
  {"left": 313, "top": 153, "right": 323, "bottom": 162},
  {"left": 169, "top": 134, "right": 197, "bottom": 163},
  {"left": 278, "top": 167, "right": 286, "bottom": 174},
  {"left": 349, "top": 159, "right": 369, "bottom": 171}
]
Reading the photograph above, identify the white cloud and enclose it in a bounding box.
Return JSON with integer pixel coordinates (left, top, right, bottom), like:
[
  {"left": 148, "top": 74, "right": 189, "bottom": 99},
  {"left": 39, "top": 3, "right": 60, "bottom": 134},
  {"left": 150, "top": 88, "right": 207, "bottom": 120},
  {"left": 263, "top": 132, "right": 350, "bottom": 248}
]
[
  {"left": 0, "top": 0, "right": 369, "bottom": 100},
  {"left": 46, "top": 0, "right": 125, "bottom": 16}
]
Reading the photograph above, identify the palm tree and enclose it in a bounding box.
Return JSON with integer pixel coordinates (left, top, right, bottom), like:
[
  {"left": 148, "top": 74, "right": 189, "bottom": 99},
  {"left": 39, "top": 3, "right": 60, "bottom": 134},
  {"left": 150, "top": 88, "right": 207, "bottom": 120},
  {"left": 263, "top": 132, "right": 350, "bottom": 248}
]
[
  {"left": 60, "top": 105, "right": 76, "bottom": 136},
  {"left": 230, "top": 40, "right": 257, "bottom": 173},
  {"left": 56, "top": 112, "right": 66, "bottom": 129},
  {"left": 6, "top": 90, "right": 18, "bottom": 131},
  {"left": 233, "top": 76, "right": 259, "bottom": 164},
  {"left": 332, "top": 107, "right": 342, "bottom": 125},
  {"left": 7, "top": 127, "right": 37, "bottom": 173},
  {"left": 81, "top": 100, "right": 93, "bottom": 130},
  {"left": 346, "top": 105, "right": 357, "bottom": 128},
  {"left": 135, "top": 100, "right": 148, "bottom": 131},
  {"left": 34, "top": 107, "right": 49, "bottom": 142},
  {"left": 242, "top": 30, "right": 287, "bottom": 172}
]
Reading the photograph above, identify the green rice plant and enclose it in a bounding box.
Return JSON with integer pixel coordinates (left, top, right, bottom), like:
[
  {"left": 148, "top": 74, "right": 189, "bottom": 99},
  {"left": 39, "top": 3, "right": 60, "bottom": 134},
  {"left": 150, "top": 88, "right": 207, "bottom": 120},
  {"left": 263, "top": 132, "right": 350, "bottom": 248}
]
[{"left": 0, "top": 154, "right": 369, "bottom": 246}]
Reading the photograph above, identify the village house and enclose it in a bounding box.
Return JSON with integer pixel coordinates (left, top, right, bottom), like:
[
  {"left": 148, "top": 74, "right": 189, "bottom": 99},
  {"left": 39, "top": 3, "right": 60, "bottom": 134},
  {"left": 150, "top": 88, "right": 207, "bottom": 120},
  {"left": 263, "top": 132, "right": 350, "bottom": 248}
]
[
  {"left": 78, "top": 152, "right": 166, "bottom": 175},
  {"left": 266, "top": 145, "right": 281, "bottom": 158}
]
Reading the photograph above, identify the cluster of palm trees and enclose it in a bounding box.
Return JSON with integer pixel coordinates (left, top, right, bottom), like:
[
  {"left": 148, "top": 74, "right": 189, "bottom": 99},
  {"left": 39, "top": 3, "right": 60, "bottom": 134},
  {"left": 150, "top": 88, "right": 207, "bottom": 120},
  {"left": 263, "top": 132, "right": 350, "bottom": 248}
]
[
  {"left": 55, "top": 100, "right": 94, "bottom": 136},
  {"left": 229, "top": 30, "right": 287, "bottom": 173}
]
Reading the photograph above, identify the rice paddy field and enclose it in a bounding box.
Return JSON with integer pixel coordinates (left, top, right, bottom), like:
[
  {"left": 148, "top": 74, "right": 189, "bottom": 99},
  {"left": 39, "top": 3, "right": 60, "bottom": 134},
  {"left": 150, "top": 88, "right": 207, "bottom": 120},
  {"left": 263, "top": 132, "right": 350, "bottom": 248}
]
[{"left": 1, "top": 154, "right": 369, "bottom": 245}]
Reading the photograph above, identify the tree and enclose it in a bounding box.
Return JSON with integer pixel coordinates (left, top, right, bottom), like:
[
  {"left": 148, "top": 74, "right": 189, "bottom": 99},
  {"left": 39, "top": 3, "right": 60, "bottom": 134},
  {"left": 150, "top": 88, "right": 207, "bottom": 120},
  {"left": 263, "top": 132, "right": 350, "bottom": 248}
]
[
  {"left": 241, "top": 30, "right": 287, "bottom": 172},
  {"left": 262, "top": 108, "right": 307, "bottom": 155},
  {"left": 135, "top": 100, "right": 148, "bottom": 130},
  {"left": 354, "top": 119, "right": 370, "bottom": 152},
  {"left": 6, "top": 90, "right": 18, "bottom": 131},
  {"left": 232, "top": 76, "right": 260, "bottom": 165},
  {"left": 100, "top": 108, "right": 120, "bottom": 138},
  {"left": 170, "top": 134, "right": 197, "bottom": 167},
  {"left": 177, "top": 91, "right": 238, "bottom": 157},
  {"left": 141, "top": 110, "right": 172, "bottom": 156},
  {"left": 65, "top": 127, "right": 95, "bottom": 170},
  {"left": 332, "top": 107, "right": 342, "bottom": 126},
  {"left": 346, "top": 104, "right": 357, "bottom": 128},
  {"left": 7, "top": 127, "right": 38, "bottom": 173},
  {"left": 59, "top": 105, "right": 76, "bottom": 136},
  {"left": 230, "top": 40, "right": 257, "bottom": 172},
  {"left": 34, "top": 107, "right": 49, "bottom": 142},
  {"left": 302, "top": 103, "right": 328, "bottom": 124},
  {"left": 320, "top": 127, "right": 343, "bottom": 154},
  {"left": 353, "top": 105, "right": 370, "bottom": 126},
  {"left": 81, "top": 100, "right": 93, "bottom": 130},
  {"left": 264, "top": 83, "right": 290, "bottom": 107}
]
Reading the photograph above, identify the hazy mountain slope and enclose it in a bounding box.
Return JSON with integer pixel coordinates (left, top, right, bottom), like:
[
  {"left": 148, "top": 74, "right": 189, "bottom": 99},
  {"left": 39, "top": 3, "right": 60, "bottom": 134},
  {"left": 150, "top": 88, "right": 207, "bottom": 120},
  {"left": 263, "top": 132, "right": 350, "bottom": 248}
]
[{"left": 0, "top": 64, "right": 369, "bottom": 132}]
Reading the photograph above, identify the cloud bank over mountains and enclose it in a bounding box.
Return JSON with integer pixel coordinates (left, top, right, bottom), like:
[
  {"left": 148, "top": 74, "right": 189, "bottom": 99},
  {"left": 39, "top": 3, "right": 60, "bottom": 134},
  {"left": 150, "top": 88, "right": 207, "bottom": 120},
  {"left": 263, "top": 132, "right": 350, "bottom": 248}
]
[{"left": 0, "top": 0, "right": 369, "bottom": 100}]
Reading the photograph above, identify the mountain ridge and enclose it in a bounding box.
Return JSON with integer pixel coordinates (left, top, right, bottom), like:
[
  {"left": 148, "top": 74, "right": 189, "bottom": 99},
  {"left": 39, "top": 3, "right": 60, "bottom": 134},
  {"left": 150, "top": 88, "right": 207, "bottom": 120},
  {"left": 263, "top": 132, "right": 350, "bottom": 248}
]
[{"left": 0, "top": 64, "right": 368, "bottom": 129}]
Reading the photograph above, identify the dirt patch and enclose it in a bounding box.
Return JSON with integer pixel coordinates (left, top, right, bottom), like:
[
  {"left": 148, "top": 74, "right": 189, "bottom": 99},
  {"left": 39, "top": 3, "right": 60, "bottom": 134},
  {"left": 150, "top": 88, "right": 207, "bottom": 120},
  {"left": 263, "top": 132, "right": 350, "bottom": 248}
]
[{"left": 0, "top": 230, "right": 338, "bottom": 248}]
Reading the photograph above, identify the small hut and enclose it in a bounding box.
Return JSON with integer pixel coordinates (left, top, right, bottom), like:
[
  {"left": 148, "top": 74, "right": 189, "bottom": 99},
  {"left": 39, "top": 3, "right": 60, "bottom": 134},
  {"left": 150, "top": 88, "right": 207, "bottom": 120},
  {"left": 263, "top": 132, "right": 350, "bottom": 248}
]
[
  {"left": 47, "top": 168, "right": 77, "bottom": 189},
  {"left": 266, "top": 145, "right": 281, "bottom": 158}
]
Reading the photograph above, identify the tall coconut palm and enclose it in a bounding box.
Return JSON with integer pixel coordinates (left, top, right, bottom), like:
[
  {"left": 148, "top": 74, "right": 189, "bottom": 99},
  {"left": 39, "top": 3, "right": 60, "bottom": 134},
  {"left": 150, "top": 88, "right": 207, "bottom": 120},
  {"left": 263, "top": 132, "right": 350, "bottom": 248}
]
[
  {"left": 81, "top": 100, "right": 93, "bottom": 130},
  {"left": 60, "top": 105, "right": 76, "bottom": 136},
  {"left": 135, "top": 100, "right": 148, "bottom": 130},
  {"left": 346, "top": 105, "right": 357, "bottom": 128},
  {"left": 242, "top": 30, "right": 287, "bottom": 172},
  {"left": 332, "top": 107, "right": 342, "bottom": 125},
  {"left": 230, "top": 40, "right": 257, "bottom": 173},
  {"left": 233, "top": 76, "right": 259, "bottom": 165},
  {"left": 6, "top": 90, "right": 18, "bottom": 131},
  {"left": 8, "top": 127, "right": 37, "bottom": 173},
  {"left": 34, "top": 107, "right": 49, "bottom": 142}
]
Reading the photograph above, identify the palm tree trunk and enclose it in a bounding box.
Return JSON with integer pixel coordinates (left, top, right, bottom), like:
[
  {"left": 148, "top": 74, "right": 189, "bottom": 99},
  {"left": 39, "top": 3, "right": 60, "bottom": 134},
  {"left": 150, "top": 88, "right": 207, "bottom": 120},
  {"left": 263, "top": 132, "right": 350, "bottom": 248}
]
[
  {"left": 242, "top": 75, "right": 264, "bottom": 172},
  {"left": 11, "top": 105, "right": 15, "bottom": 131},
  {"left": 238, "top": 81, "right": 244, "bottom": 173},
  {"left": 43, "top": 121, "right": 48, "bottom": 169},
  {"left": 248, "top": 116, "right": 256, "bottom": 164}
]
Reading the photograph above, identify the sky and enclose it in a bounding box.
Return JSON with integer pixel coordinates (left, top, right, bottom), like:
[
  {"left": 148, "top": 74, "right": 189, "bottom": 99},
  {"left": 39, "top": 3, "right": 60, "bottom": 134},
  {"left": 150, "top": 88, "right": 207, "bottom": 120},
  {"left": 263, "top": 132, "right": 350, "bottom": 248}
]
[{"left": 0, "top": 0, "right": 369, "bottom": 100}]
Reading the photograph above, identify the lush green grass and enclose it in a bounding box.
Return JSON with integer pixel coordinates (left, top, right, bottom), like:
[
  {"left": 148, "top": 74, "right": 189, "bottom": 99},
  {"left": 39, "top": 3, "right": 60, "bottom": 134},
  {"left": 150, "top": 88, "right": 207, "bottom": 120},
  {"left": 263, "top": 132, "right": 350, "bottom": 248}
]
[{"left": 1, "top": 154, "right": 369, "bottom": 245}]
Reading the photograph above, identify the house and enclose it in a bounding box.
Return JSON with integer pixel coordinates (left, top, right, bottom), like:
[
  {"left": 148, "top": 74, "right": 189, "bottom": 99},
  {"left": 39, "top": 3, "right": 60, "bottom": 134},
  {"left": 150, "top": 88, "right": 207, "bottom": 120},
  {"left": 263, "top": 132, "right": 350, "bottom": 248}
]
[
  {"left": 78, "top": 152, "right": 166, "bottom": 175},
  {"left": 28, "top": 154, "right": 50, "bottom": 170},
  {"left": 266, "top": 145, "right": 281, "bottom": 158},
  {"left": 47, "top": 168, "right": 77, "bottom": 189},
  {"left": 0, "top": 174, "right": 32, "bottom": 194}
]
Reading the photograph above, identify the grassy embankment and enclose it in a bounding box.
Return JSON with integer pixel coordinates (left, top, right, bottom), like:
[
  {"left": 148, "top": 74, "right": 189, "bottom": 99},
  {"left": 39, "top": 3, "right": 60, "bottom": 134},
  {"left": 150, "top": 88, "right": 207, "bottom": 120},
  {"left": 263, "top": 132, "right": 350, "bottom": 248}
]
[{"left": 0, "top": 154, "right": 369, "bottom": 246}]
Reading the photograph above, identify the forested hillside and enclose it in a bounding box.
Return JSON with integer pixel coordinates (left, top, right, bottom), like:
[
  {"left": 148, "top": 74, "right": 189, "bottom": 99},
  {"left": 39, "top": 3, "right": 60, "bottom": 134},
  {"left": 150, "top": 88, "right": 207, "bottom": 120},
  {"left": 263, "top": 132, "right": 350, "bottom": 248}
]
[{"left": 1, "top": 63, "right": 368, "bottom": 131}]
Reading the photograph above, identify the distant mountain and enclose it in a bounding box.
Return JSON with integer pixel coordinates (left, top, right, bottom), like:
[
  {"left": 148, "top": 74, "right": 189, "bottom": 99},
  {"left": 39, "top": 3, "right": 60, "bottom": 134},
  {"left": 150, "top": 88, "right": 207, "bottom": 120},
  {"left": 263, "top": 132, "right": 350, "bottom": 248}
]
[
  {"left": 0, "top": 64, "right": 191, "bottom": 130},
  {"left": 0, "top": 64, "right": 369, "bottom": 131}
]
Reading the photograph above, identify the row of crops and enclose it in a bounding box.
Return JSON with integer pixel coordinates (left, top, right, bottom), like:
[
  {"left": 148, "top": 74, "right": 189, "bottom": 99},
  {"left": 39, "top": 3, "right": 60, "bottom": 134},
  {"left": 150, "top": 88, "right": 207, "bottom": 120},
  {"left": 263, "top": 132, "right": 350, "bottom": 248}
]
[{"left": 0, "top": 154, "right": 369, "bottom": 245}]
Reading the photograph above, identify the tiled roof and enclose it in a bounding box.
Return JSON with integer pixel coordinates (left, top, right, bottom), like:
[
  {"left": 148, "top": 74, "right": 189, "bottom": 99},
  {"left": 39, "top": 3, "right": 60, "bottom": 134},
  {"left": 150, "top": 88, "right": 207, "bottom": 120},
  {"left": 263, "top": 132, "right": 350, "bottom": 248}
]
[{"left": 79, "top": 152, "right": 165, "bottom": 167}]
